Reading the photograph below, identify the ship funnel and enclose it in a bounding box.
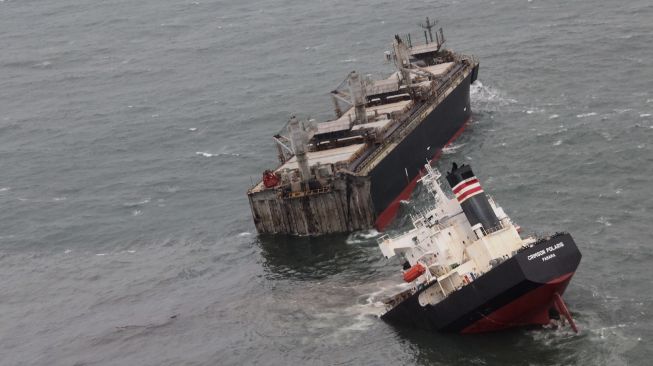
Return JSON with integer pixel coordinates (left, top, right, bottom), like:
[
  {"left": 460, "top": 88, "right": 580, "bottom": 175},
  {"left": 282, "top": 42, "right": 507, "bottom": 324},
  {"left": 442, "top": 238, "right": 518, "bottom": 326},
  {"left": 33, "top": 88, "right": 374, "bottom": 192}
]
[{"left": 445, "top": 163, "right": 500, "bottom": 233}]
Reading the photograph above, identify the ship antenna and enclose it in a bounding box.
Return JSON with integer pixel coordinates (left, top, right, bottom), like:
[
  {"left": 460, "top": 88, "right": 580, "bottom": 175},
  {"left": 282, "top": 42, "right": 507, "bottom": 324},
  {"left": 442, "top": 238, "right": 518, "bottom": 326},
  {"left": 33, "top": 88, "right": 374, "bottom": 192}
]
[{"left": 418, "top": 17, "right": 437, "bottom": 44}]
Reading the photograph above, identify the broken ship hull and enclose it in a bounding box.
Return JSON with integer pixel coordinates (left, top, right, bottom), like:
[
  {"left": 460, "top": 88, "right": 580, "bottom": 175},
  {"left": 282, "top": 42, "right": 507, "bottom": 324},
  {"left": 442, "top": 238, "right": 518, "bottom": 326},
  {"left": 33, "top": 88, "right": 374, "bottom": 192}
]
[
  {"left": 381, "top": 233, "right": 582, "bottom": 333},
  {"left": 249, "top": 66, "right": 478, "bottom": 235},
  {"left": 370, "top": 70, "right": 474, "bottom": 230}
]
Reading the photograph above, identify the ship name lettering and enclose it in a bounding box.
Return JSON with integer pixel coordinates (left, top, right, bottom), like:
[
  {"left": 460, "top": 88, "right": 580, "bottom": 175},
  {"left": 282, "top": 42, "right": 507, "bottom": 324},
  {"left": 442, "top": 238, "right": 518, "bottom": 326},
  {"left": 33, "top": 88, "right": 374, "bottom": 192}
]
[
  {"left": 541, "top": 253, "right": 556, "bottom": 261},
  {"left": 527, "top": 250, "right": 546, "bottom": 261},
  {"left": 528, "top": 242, "right": 565, "bottom": 261}
]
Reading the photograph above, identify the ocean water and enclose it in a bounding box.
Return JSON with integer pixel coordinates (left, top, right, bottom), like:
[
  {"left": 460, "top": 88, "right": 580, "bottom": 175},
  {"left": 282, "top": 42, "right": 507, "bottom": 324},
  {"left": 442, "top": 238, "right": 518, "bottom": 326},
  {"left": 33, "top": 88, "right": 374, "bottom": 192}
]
[{"left": 1, "top": 0, "right": 652, "bottom": 365}]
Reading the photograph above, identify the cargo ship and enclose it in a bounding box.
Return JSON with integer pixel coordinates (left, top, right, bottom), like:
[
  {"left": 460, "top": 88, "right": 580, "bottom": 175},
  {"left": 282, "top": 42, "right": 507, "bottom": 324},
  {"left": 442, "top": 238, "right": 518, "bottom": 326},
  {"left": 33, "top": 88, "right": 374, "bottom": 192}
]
[
  {"left": 247, "top": 19, "right": 480, "bottom": 235},
  {"left": 377, "top": 162, "right": 582, "bottom": 333}
]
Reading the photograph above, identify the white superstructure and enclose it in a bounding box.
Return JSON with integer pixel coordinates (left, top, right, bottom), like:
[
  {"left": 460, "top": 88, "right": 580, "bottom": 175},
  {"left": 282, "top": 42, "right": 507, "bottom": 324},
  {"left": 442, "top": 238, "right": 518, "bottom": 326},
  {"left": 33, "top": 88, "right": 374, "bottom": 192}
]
[{"left": 378, "top": 164, "right": 535, "bottom": 307}]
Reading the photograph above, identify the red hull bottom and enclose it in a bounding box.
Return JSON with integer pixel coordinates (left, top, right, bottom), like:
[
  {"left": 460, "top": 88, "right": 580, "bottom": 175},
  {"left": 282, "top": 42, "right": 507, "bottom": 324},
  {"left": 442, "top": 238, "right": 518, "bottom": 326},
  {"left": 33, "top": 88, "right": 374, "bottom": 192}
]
[
  {"left": 462, "top": 272, "right": 575, "bottom": 333},
  {"left": 375, "top": 117, "right": 471, "bottom": 231}
]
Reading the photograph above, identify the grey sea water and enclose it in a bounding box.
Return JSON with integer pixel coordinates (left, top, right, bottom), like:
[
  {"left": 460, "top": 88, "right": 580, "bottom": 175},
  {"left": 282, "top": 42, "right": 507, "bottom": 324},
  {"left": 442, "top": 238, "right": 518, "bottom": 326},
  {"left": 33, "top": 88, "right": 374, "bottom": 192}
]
[{"left": 1, "top": 0, "right": 652, "bottom": 365}]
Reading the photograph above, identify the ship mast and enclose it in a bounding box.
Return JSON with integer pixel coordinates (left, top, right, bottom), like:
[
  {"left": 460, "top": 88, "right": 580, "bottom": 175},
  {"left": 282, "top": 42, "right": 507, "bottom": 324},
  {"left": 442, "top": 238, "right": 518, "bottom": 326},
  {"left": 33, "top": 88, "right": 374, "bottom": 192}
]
[
  {"left": 392, "top": 35, "right": 415, "bottom": 99},
  {"left": 418, "top": 17, "right": 437, "bottom": 44}
]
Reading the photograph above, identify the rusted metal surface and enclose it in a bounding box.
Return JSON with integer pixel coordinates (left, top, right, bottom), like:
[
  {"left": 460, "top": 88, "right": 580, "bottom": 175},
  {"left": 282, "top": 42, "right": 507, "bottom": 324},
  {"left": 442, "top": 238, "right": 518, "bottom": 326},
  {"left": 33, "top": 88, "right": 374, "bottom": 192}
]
[
  {"left": 248, "top": 175, "right": 375, "bottom": 235},
  {"left": 246, "top": 25, "right": 479, "bottom": 235}
]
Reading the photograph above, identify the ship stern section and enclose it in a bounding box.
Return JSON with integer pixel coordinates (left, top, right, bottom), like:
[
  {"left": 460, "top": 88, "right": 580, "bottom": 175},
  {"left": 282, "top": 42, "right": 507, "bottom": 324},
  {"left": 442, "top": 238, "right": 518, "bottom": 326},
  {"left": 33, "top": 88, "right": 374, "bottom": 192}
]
[{"left": 381, "top": 233, "right": 581, "bottom": 333}]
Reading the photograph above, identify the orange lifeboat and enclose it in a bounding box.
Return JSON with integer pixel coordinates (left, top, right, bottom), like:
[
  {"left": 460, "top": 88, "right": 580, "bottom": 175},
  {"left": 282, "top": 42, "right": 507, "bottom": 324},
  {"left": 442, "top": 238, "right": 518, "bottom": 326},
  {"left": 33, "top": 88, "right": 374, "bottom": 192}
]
[{"left": 403, "top": 263, "right": 425, "bottom": 282}]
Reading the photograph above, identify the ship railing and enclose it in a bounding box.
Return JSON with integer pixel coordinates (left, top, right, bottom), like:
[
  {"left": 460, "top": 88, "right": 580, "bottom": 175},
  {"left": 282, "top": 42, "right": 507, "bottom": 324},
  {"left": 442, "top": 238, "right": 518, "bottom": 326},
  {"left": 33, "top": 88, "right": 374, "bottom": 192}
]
[
  {"left": 376, "top": 233, "right": 394, "bottom": 247},
  {"left": 354, "top": 63, "right": 472, "bottom": 173},
  {"left": 283, "top": 186, "right": 332, "bottom": 199},
  {"left": 480, "top": 221, "right": 507, "bottom": 236}
]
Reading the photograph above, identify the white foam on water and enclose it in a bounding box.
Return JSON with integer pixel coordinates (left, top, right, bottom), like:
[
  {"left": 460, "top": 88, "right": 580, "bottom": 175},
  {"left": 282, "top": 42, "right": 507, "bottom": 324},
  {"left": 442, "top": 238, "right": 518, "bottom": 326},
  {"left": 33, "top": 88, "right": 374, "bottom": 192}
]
[
  {"left": 443, "top": 143, "right": 466, "bottom": 154},
  {"left": 314, "top": 280, "right": 411, "bottom": 341},
  {"left": 346, "top": 229, "right": 380, "bottom": 244},
  {"left": 525, "top": 108, "right": 545, "bottom": 114},
  {"left": 0, "top": 187, "right": 9, "bottom": 192},
  {"left": 549, "top": 114, "right": 559, "bottom": 119},
  {"left": 196, "top": 151, "right": 241, "bottom": 158},
  {"left": 123, "top": 198, "right": 150, "bottom": 207},
  {"left": 576, "top": 112, "right": 597, "bottom": 118},
  {"left": 640, "top": 113, "right": 651, "bottom": 117},
  {"left": 237, "top": 232, "right": 251, "bottom": 237},
  {"left": 470, "top": 80, "right": 517, "bottom": 109},
  {"left": 188, "top": 127, "right": 197, "bottom": 131},
  {"left": 597, "top": 216, "right": 612, "bottom": 226},
  {"left": 553, "top": 140, "right": 562, "bottom": 146},
  {"left": 359, "top": 229, "right": 379, "bottom": 239}
]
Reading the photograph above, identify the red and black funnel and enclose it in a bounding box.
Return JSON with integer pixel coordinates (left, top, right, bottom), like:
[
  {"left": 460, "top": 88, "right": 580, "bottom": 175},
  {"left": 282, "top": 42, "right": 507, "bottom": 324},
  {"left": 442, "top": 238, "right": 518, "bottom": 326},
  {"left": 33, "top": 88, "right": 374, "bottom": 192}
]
[{"left": 446, "top": 163, "right": 500, "bottom": 231}]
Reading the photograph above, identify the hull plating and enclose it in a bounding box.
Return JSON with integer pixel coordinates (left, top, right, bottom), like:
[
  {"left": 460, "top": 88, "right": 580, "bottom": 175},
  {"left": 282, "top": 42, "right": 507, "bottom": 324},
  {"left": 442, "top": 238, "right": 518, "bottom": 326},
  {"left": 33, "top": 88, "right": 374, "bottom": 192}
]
[
  {"left": 381, "top": 233, "right": 582, "bottom": 333},
  {"left": 371, "top": 72, "right": 474, "bottom": 229}
]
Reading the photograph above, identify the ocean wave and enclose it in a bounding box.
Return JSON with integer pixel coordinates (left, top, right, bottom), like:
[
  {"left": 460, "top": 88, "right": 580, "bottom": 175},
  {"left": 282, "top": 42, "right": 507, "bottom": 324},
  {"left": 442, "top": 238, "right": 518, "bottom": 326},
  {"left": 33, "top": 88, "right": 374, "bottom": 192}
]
[
  {"left": 470, "top": 80, "right": 517, "bottom": 111},
  {"left": 524, "top": 107, "right": 546, "bottom": 115},
  {"left": 576, "top": 112, "right": 597, "bottom": 118},
  {"left": 346, "top": 229, "right": 380, "bottom": 244},
  {"left": 195, "top": 151, "right": 241, "bottom": 158},
  {"left": 443, "top": 143, "right": 466, "bottom": 154},
  {"left": 123, "top": 198, "right": 150, "bottom": 207}
]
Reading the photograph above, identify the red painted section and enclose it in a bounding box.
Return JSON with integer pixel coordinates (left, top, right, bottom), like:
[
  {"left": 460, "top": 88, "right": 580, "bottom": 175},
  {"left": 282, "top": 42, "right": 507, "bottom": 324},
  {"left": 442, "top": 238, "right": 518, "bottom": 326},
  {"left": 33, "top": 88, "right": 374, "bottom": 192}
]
[
  {"left": 452, "top": 178, "right": 479, "bottom": 194},
  {"left": 554, "top": 292, "right": 578, "bottom": 333},
  {"left": 262, "top": 170, "right": 280, "bottom": 188},
  {"left": 375, "top": 118, "right": 471, "bottom": 231},
  {"left": 456, "top": 186, "right": 484, "bottom": 202},
  {"left": 461, "top": 272, "right": 575, "bottom": 334},
  {"left": 403, "top": 263, "right": 426, "bottom": 282}
]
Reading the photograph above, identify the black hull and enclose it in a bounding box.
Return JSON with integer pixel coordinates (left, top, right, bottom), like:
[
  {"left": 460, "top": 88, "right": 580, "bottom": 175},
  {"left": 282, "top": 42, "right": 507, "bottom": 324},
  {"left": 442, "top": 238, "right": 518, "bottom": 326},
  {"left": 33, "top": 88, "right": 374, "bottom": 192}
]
[
  {"left": 370, "top": 70, "right": 475, "bottom": 228},
  {"left": 248, "top": 65, "right": 479, "bottom": 235},
  {"left": 381, "top": 233, "right": 582, "bottom": 333}
]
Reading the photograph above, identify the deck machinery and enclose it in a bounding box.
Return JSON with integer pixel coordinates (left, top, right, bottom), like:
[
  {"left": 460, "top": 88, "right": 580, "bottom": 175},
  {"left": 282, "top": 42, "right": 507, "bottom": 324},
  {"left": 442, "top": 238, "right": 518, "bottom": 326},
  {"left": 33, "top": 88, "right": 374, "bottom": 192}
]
[{"left": 248, "top": 22, "right": 479, "bottom": 235}]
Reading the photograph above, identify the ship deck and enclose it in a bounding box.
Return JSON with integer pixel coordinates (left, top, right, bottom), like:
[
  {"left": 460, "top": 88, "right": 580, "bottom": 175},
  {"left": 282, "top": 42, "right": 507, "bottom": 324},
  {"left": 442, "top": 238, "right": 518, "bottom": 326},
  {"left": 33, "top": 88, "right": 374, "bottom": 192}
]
[
  {"left": 315, "top": 100, "right": 412, "bottom": 136},
  {"left": 249, "top": 143, "right": 368, "bottom": 193},
  {"left": 278, "top": 143, "right": 366, "bottom": 172}
]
